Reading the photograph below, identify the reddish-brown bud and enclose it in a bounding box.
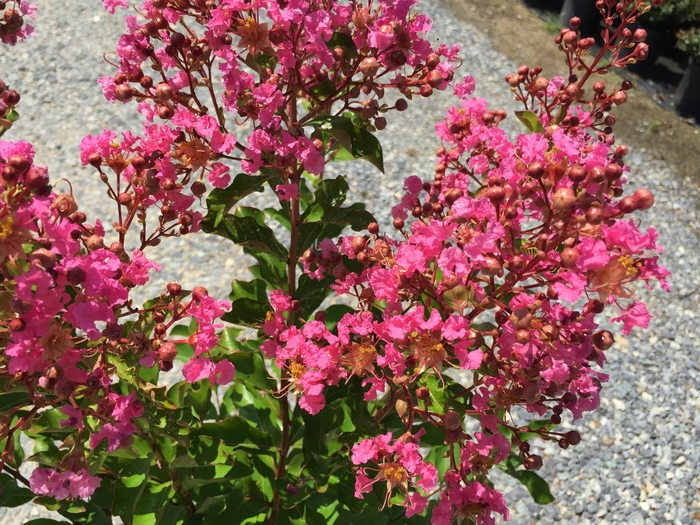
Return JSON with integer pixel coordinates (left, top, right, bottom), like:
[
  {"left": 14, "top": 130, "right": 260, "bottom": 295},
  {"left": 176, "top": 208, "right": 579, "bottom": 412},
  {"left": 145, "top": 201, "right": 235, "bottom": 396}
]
[
  {"left": 592, "top": 330, "right": 615, "bottom": 350},
  {"left": 167, "top": 281, "right": 182, "bottom": 296},
  {"left": 192, "top": 286, "right": 209, "bottom": 302},
  {"left": 632, "top": 188, "right": 654, "bottom": 211},
  {"left": 560, "top": 247, "right": 580, "bottom": 268},
  {"left": 442, "top": 410, "right": 462, "bottom": 431},
  {"left": 426, "top": 69, "right": 444, "bottom": 88},
  {"left": 115, "top": 84, "right": 134, "bottom": 102},
  {"left": 552, "top": 187, "right": 577, "bottom": 212},
  {"left": 359, "top": 57, "right": 380, "bottom": 78}
]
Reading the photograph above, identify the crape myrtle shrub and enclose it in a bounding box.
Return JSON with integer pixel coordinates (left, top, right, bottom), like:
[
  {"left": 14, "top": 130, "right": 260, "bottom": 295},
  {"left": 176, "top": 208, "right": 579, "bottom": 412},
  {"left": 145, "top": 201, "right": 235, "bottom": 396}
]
[{"left": 0, "top": 0, "right": 669, "bottom": 523}]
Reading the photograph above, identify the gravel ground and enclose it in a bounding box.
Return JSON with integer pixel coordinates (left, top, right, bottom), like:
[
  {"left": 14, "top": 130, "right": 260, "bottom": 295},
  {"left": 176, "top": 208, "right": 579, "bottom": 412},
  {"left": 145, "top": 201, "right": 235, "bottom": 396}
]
[{"left": 1, "top": 0, "right": 699, "bottom": 523}]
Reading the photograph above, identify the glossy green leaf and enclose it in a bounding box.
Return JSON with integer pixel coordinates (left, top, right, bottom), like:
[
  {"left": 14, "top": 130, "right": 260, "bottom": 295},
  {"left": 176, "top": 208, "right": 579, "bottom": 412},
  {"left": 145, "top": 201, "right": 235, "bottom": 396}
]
[
  {"left": 326, "top": 32, "right": 359, "bottom": 59},
  {"left": 0, "top": 475, "right": 34, "bottom": 507},
  {"left": 193, "top": 416, "right": 271, "bottom": 447},
  {"left": 222, "top": 298, "right": 269, "bottom": 326},
  {"left": 112, "top": 458, "right": 153, "bottom": 524},
  {"left": 500, "top": 454, "right": 555, "bottom": 504},
  {"left": 201, "top": 174, "right": 267, "bottom": 233},
  {"left": 514, "top": 110, "right": 545, "bottom": 134},
  {"left": 0, "top": 391, "right": 30, "bottom": 413},
  {"left": 218, "top": 215, "right": 288, "bottom": 260},
  {"left": 309, "top": 116, "right": 384, "bottom": 172}
]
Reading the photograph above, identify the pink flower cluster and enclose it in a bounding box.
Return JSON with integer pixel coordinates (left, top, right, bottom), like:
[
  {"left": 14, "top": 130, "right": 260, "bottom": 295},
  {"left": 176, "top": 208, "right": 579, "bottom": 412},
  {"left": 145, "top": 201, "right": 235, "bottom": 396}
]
[
  {"left": 352, "top": 432, "right": 438, "bottom": 517},
  {"left": 0, "top": 138, "right": 232, "bottom": 499},
  {"left": 265, "top": 43, "right": 668, "bottom": 525},
  {"left": 94, "top": 0, "right": 458, "bottom": 191}
]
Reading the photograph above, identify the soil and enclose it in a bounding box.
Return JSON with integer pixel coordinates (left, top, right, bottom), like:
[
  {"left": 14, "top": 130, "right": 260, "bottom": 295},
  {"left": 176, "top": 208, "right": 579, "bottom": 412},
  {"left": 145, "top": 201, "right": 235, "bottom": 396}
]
[{"left": 445, "top": 0, "right": 700, "bottom": 187}]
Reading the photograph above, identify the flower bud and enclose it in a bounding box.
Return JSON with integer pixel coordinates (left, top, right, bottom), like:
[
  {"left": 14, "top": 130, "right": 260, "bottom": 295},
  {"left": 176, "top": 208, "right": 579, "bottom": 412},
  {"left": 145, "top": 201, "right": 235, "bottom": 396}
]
[
  {"left": 9, "top": 318, "right": 26, "bottom": 332},
  {"left": 588, "top": 166, "right": 605, "bottom": 183},
  {"left": 158, "top": 106, "right": 174, "bottom": 120},
  {"left": 524, "top": 454, "right": 543, "bottom": 470},
  {"left": 167, "top": 281, "right": 182, "bottom": 296},
  {"left": 632, "top": 188, "right": 654, "bottom": 211},
  {"left": 426, "top": 69, "right": 444, "bottom": 88},
  {"left": 368, "top": 222, "right": 379, "bottom": 235},
  {"left": 510, "top": 308, "right": 533, "bottom": 329},
  {"left": 560, "top": 247, "right": 580, "bottom": 268},
  {"left": 86, "top": 234, "right": 104, "bottom": 251},
  {"left": 351, "top": 236, "right": 367, "bottom": 253},
  {"left": 416, "top": 386, "right": 430, "bottom": 400},
  {"left": 30, "top": 248, "right": 56, "bottom": 270},
  {"left": 611, "top": 91, "right": 627, "bottom": 105},
  {"left": 552, "top": 187, "right": 576, "bottom": 212},
  {"left": 359, "top": 57, "right": 380, "bottom": 78},
  {"left": 395, "top": 98, "right": 408, "bottom": 111},
  {"left": 633, "top": 28, "right": 647, "bottom": 42},
  {"left": 442, "top": 410, "right": 462, "bottom": 431},
  {"left": 592, "top": 330, "right": 614, "bottom": 350},
  {"left": 192, "top": 286, "right": 209, "bottom": 302},
  {"left": 115, "top": 84, "right": 133, "bottom": 102},
  {"left": 565, "top": 430, "right": 581, "bottom": 445},
  {"left": 534, "top": 77, "right": 549, "bottom": 92},
  {"left": 527, "top": 161, "right": 545, "bottom": 179},
  {"left": 618, "top": 196, "right": 636, "bottom": 214}
]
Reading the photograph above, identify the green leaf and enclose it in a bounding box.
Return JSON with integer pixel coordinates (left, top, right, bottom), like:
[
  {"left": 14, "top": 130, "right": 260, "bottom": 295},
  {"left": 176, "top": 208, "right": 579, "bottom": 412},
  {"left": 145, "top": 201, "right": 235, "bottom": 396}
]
[
  {"left": 201, "top": 174, "right": 268, "bottom": 232},
  {"left": 0, "top": 475, "right": 35, "bottom": 507},
  {"left": 326, "top": 32, "right": 359, "bottom": 59},
  {"left": 222, "top": 298, "right": 269, "bottom": 327},
  {"left": 248, "top": 250, "right": 287, "bottom": 292},
  {"left": 155, "top": 505, "right": 188, "bottom": 525},
  {"left": 500, "top": 454, "right": 555, "bottom": 504},
  {"left": 6, "top": 109, "right": 19, "bottom": 123},
  {"left": 23, "top": 520, "right": 69, "bottom": 525},
  {"left": 0, "top": 391, "right": 30, "bottom": 413},
  {"left": 218, "top": 215, "right": 288, "bottom": 260},
  {"left": 112, "top": 458, "right": 153, "bottom": 524},
  {"left": 418, "top": 374, "right": 447, "bottom": 415},
  {"left": 514, "top": 110, "right": 545, "bottom": 134},
  {"left": 193, "top": 416, "right": 271, "bottom": 447},
  {"left": 309, "top": 116, "right": 384, "bottom": 173}
]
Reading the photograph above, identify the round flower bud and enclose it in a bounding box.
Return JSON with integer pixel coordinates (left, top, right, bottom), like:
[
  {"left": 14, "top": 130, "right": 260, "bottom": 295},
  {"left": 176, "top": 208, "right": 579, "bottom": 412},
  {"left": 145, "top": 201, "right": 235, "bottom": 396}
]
[
  {"left": 359, "top": 57, "right": 380, "bottom": 78},
  {"left": 534, "top": 77, "right": 549, "bottom": 92},
  {"left": 9, "top": 318, "right": 26, "bottom": 332},
  {"left": 115, "top": 84, "right": 133, "bottom": 102},
  {"left": 86, "top": 234, "right": 104, "bottom": 251},
  {"left": 442, "top": 410, "right": 462, "bottom": 431},
  {"left": 565, "top": 430, "right": 582, "bottom": 445},
  {"left": 618, "top": 196, "right": 636, "bottom": 214},
  {"left": 156, "top": 82, "right": 174, "bottom": 101},
  {"left": 167, "top": 281, "right": 182, "bottom": 296},
  {"left": 25, "top": 167, "right": 49, "bottom": 190},
  {"left": 192, "top": 286, "right": 209, "bottom": 302},
  {"left": 395, "top": 98, "right": 408, "bottom": 111},
  {"left": 527, "top": 161, "right": 545, "bottom": 179},
  {"left": 416, "top": 386, "right": 430, "bottom": 400},
  {"left": 611, "top": 90, "right": 627, "bottom": 105},
  {"left": 524, "top": 454, "right": 543, "bottom": 470},
  {"left": 552, "top": 187, "right": 577, "bottom": 212},
  {"left": 592, "top": 330, "right": 615, "bottom": 350},
  {"left": 426, "top": 69, "right": 444, "bottom": 88},
  {"left": 351, "top": 236, "right": 367, "bottom": 253},
  {"left": 30, "top": 248, "right": 57, "bottom": 271},
  {"left": 368, "top": 222, "right": 380, "bottom": 235},
  {"left": 604, "top": 163, "right": 623, "bottom": 181},
  {"left": 588, "top": 166, "right": 605, "bottom": 183},
  {"left": 560, "top": 247, "right": 580, "bottom": 268},
  {"left": 632, "top": 188, "right": 654, "bottom": 211},
  {"left": 393, "top": 217, "right": 405, "bottom": 230}
]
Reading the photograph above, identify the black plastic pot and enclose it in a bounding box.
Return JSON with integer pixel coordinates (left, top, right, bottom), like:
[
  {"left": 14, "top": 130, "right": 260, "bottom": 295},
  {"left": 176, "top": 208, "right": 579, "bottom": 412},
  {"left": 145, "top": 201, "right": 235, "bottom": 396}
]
[
  {"left": 560, "top": 0, "right": 601, "bottom": 38},
  {"left": 618, "top": 24, "right": 676, "bottom": 76},
  {"left": 675, "top": 56, "right": 700, "bottom": 121}
]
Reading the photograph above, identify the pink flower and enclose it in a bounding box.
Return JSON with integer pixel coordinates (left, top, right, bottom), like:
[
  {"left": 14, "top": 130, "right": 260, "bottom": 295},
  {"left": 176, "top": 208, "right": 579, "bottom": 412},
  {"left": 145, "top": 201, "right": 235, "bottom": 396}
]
[
  {"left": 276, "top": 183, "right": 299, "bottom": 202},
  {"left": 101, "top": 0, "right": 128, "bottom": 15},
  {"left": 611, "top": 301, "right": 652, "bottom": 335},
  {"left": 576, "top": 238, "right": 611, "bottom": 272}
]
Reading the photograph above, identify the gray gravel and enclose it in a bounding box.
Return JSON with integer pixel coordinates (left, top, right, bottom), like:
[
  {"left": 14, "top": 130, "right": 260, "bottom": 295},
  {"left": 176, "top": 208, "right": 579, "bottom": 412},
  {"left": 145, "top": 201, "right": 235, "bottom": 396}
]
[{"left": 1, "top": 0, "right": 699, "bottom": 523}]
